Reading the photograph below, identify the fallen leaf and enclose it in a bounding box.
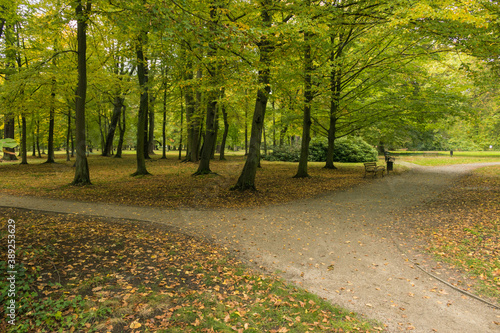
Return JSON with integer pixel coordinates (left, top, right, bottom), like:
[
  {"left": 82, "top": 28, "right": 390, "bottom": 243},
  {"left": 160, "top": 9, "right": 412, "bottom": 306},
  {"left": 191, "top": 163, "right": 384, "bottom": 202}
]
[{"left": 130, "top": 321, "right": 141, "bottom": 329}]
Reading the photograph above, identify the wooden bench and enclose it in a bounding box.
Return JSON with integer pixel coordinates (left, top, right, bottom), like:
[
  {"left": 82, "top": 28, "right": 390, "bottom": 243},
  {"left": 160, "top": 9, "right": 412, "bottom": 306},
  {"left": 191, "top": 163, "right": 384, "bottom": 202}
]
[{"left": 363, "top": 162, "right": 385, "bottom": 178}]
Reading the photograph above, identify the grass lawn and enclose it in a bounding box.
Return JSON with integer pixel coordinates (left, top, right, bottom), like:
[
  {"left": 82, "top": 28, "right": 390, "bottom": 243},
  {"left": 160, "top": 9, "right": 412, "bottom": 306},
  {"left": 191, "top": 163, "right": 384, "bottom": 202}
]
[
  {"left": 391, "top": 150, "right": 500, "bottom": 166},
  {"left": 400, "top": 165, "right": 500, "bottom": 303}
]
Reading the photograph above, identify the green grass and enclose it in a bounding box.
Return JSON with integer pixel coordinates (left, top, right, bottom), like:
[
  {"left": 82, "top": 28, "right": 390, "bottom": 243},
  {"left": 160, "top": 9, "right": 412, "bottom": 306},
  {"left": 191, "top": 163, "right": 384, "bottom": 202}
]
[
  {"left": 418, "top": 165, "right": 500, "bottom": 302},
  {"left": 428, "top": 222, "right": 500, "bottom": 300},
  {"left": 391, "top": 151, "right": 500, "bottom": 166},
  {"left": 475, "top": 165, "right": 500, "bottom": 177}
]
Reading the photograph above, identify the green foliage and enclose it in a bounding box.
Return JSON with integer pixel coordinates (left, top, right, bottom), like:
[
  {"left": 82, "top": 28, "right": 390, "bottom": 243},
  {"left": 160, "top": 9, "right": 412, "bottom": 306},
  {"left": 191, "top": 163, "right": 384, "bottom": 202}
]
[
  {"left": 264, "top": 137, "right": 378, "bottom": 163},
  {"left": 264, "top": 144, "right": 301, "bottom": 162},
  {"left": 332, "top": 137, "right": 378, "bottom": 163},
  {"left": 308, "top": 138, "right": 328, "bottom": 162},
  {"left": 0, "top": 138, "right": 18, "bottom": 150},
  {"left": 0, "top": 261, "right": 97, "bottom": 332}
]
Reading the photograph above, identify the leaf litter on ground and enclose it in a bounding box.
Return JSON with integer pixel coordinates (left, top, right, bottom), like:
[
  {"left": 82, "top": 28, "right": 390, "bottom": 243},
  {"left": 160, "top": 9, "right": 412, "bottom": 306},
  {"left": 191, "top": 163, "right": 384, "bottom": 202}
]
[
  {"left": 394, "top": 165, "right": 500, "bottom": 304},
  {"left": 0, "top": 155, "right": 375, "bottom": 209},
  {"left": 0, "top": 208, "right": 380, "bottom": 332}
]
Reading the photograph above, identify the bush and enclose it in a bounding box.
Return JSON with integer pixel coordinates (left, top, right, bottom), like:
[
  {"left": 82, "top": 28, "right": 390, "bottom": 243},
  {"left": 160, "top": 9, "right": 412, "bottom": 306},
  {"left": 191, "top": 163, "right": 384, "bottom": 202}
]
[
  {"left": 333, "top": 137, "right": 378, "bottom": 163},
  {"left": 263, "top": 144, "right": 301, "bottom": 162},
  {"left": 308, "top": 138, "right": 328, "bottom": 162},
  {"left": 264, "top": 137, "right": 378, "bottom": 163}
]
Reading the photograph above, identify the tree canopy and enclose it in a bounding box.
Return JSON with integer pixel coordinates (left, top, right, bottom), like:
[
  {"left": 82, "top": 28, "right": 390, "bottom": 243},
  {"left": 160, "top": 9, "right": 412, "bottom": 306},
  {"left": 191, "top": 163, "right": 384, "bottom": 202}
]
[{"left": 1, "top": 0, "right": 499, "bottom": 189}]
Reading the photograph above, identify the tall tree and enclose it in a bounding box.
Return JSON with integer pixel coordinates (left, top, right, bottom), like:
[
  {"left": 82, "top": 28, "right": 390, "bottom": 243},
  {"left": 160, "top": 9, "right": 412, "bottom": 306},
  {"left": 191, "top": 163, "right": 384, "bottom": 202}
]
[
  {"left": 219, "top": 90, "right": 229, "bottom": 160},
  {"left": 45, "top": 79, "right": 56, "bottom": 163},
  {"left": 132, "top": 30, "right": 151, "bottom": 176},
  {"left": 2, "top": 13, "right": 18, "bottom": 161},
  {"left": 72, "top": 0, "right": 91, "bottom": 185},
  {"left": 294, "top": 0, "right": 314, "bottom": 178},
  {"left": 102, "top": 59, "right": 133, "bottom": 157},
  {"left": 180, "top": 43, "right": 202, "bottom": 163},
  {"left": 195, "top": 0, "right": 224, "bottom": 175},
  {"left": 114, "top": 103, "right": 126, "bottom": 158},
  {"left": 232, "top": 0, "right": 275, "bottom": 190}
]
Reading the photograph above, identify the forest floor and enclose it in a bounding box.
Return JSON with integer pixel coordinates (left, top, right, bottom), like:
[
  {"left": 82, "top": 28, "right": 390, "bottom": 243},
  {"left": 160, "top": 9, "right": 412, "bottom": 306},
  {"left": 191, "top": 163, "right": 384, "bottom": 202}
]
[
  {"left": 1, "top": 155, "right": 500, "bottom": 332},
  {"left": 0, "top": 154, "right": 376, "bottom": 209}
]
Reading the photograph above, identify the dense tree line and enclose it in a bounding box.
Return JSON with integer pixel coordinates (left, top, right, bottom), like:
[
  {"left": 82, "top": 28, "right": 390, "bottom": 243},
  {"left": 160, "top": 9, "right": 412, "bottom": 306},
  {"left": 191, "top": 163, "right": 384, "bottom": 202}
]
[{"left": 0, "top": 0, "right": 499, "bottom": 189}]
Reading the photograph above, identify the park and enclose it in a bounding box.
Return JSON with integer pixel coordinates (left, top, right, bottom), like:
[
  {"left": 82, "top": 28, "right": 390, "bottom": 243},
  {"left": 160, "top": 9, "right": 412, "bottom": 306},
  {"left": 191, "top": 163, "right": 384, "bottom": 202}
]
[
  {"left": 1, "top": 0, "right": 500, "bottom": 332},
  {"left": 1, "top": 152, "right": 499, "bottom": 332}
]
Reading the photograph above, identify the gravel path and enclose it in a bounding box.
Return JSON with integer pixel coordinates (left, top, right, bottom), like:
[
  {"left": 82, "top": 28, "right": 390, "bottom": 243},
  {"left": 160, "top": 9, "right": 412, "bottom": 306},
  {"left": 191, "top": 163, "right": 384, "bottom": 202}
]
[{"left": 1, "top": 162, "right": 500, "bottom": 332}]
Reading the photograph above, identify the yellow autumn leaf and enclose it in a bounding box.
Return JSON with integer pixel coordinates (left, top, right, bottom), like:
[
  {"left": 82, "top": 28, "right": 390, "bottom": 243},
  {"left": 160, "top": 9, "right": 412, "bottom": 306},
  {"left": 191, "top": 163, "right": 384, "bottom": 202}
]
[{"left": 130, "top": 321, "right": 141, "bottom": 329}]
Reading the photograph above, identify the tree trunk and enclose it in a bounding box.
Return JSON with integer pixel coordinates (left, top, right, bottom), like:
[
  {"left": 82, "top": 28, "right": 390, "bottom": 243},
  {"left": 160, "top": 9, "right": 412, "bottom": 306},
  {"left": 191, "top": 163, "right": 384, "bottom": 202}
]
[
  {"left": 184, "top": 82, "right": 195, "bottom": 160},
  {"left": 377, "top": 142, "right": 385, "bottom": 155},
  {"left": 97, "top": 108, "right": 106, "bottom": 153},
  {"left": 2, "top": 22, "right": 17, "bottom": 161},
  {"left": 178, "top": 89, "right": 184, "bottom": 160},
  {"left": 2, "top": 117, "right": 17, "bottom": 161},
  {"left": 36, "top": 120, "right": 41, "bottom": 158},
  {"left": 103, "top": 96, "right": 123, "bottom": 156},
  {"left": 279, "top": 124, "right": 287, "bottom": 147},
  {"left": 72, "top": 0, "right": 91, "bottom": 185},
  {"left": 325, "top": 38, "right": 342, "bottom": 170},
  {"left": 244, "top": 94, "right": 248, "bottom": 155},
  {"left": 325, "top": 114, "right": 337, "bottom": 169},
  {"left": 132, "top": 32, "right": 151, "bottom": 176},
  {"left": 195, "top": 0, "right": 226, "bottom": 173},
  {"left": 143, "top": 107, "right": 150, "bottom": 159},
  {"left": 71, "top": 128, "right": 75, "bottom": 157},
  {"left": 0, "top": 19, "right": 5, "bottom": 40},
  {"left": 232, "top": 1, "right": 272, "bottom": 190},
  {"left": 32, "top": 127, "right": 36, "bottom": 157},
  {"left": 194, "top": 92, "right": 217, "bottom": 174},
  {"left": 190, "top": 69, "right": 203, "bottom": 162},
  {"left": 66, "top": 108, "right": 71, "bottom": 161},
  {"left": 45, "top": 88, "right": 56, "bottom": 163},
  {"left": 161, "top": 81, "right": 167, "bottom": 159},
  {"left": 181, "top": 44, "right": 198, "bottom": 162},
  {"left": 272, "top": 101, "right": 276, "bottom": 147},
  {"left": 294, "top": 30, "right": 313, "bottom": 178},
  {"left": 220, "top": 102, "right": 229, "bottom": 160},
  {"left": 148, "top": 95, "right": 155, "bottom": 155},
  {"left": 263, "top": 125, "right": 267, "bottom": 157},
  {"left": 210, "top": 109, "right": 218, "bottom": 160},
  {"left": 20, "top": 116, "right": 27, "bottom": 164},
  {"left": 31, "top": 115, "right": 36, "bottom": 157},
  {"left": 115, "top": 104, "right": 126, "bottom": 158}
]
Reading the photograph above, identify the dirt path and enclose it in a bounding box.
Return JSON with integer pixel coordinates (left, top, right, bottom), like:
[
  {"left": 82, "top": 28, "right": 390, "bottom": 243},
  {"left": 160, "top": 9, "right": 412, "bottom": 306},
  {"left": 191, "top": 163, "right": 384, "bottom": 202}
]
[{"left": 1, "top": 162, "right": 500, "bottom": 332}]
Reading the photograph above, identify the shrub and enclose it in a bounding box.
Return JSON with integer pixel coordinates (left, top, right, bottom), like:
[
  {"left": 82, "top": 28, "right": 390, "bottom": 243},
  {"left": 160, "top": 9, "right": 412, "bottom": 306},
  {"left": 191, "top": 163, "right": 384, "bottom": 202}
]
[
  {"left": 264, "top": 137, "right": 378, "bottom": 163},
  {"left": 263, "top": 145, "right": 301, "bottom": 162},
  {"left": 308, "top": 138, "right": 328, "bottom": 162},
  {"left": 333, "top": 137, "right": 378, "bottom": 163}
]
